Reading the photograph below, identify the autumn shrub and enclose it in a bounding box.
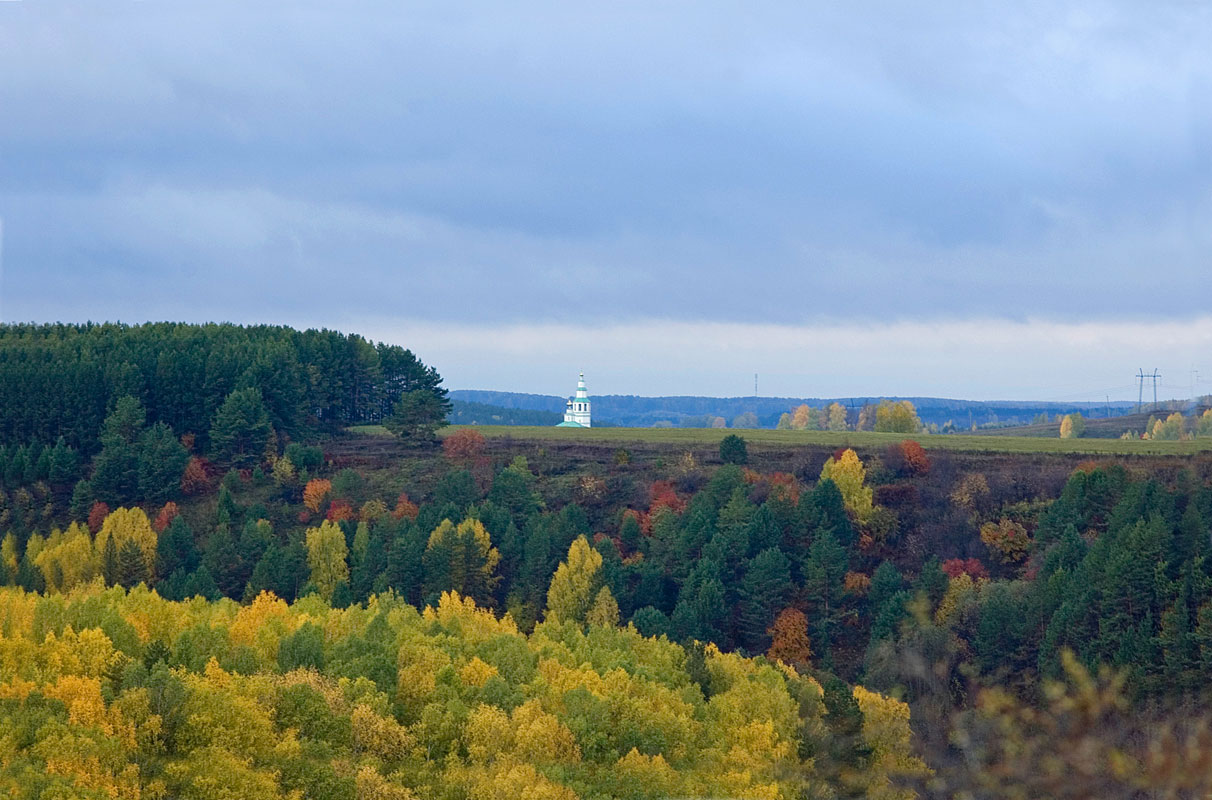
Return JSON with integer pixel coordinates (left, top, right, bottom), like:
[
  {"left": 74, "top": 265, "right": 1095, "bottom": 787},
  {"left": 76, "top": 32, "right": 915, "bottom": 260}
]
[
  {"left": 941, "top": 557, "right": 988, "bottom": 580},
  {"left": 153, "top": 501, "right": 180, "bottom": 534},
  {"left": 443, "top": 428, "right": 486, "bottom": 464},
  {"left": 980, "top": 518, "right": 1030, "bottom": 564},
  {"left": 391, "top": 492, "right": 419, "bottom": 521},
  {"left": 87, "top": 501, "right": 110, "bottom": 534},
  {"left": 900, "top": 439, "right": 930, "bottom": 475}
]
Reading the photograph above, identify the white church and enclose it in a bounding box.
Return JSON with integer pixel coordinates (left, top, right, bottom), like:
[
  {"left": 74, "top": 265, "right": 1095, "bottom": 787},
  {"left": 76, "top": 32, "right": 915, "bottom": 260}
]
[{"left": 557, "top": 373, "right": 592, "bottom": 427}]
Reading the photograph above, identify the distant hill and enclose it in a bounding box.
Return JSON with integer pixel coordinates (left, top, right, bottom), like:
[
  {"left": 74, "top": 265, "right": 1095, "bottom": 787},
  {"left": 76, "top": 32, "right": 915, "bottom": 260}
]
[
  {"left": 449, "top": 390, "right": 1138, "bottom": 429},
  {"left": 449, "top": 399, "right": 562, "bottom": 427}
]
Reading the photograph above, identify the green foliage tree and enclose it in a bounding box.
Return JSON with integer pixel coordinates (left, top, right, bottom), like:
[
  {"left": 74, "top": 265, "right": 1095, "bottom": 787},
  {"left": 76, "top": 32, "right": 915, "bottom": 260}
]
[
  {"left": 91, "top": 396, "right": 146, "bottom": 505},
  {"left": 718, "top": 434, "right": 749, "bottom": 465},
  {"left": 385, "top": 389, "right": 449, "bottom": 445},
  {"left": 738, "top": 547, "right": 792, "bottom": 652},
  {"left": 209, "top": 388, "right": 273, "bottom": 467},
  {"left": 137, "top": 422, "right": 189, "bottom": 503},
  {"left": 422, "top": 517, "right": 500, "bottom": 605}
]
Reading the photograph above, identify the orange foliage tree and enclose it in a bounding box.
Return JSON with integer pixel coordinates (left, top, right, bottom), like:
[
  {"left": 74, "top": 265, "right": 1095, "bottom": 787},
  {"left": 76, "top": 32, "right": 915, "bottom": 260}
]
[
  {"left": 844, "top": 571, "right": 872, "bottom": 595},
  {"left": 303, "top": 478, "right": 332, "bottom": 513},
  {"left": 767, "top": 608, "right": 813, "bottom": 668}
]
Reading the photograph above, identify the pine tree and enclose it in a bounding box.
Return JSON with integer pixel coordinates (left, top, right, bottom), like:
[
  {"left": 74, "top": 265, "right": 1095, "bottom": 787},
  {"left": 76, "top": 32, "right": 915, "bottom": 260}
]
[
  {"left": 69, "top": 479, "right": 94, "bottom": 521},
  {"left": 203, "top": 523, "right": 244, "bottom": 598},
  {"left": 101, "top": 533, "right": 120, "bottom": 587},
  {"left": 378, "top": 525, "right": 425, "bottom": 606},
  {"left": 209, "top": 388, "right": 273, "bottom": 468},
  {"left": 117, "top": 538, "right": 149, "bottom": 587},
  {"left": 738, "top": 547, "right": 792, "bottom": 652},
  {"left": 91, "top": 396, "right": 146, "bottom": 505},
  {"left": 157, "top": 515, "right": 200, "bottom": 579},
  {"left": 137, "top": 422, "right": 188, "bottom": 503},
  {"left": 803, "top": 527, "right": 848, "bottom": 661}
]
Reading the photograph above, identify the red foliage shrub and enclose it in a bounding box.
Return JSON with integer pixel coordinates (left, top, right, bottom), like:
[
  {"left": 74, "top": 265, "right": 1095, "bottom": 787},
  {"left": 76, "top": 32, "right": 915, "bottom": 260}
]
[
  {"left": 443, "top": 429, "right": 486, "bottom": 464},
  {"left": 180, "top": 457, "right": 211, "bottom": 496},
  {"left": 392, "top": 492, "right": 419, "bottom": 522},
  {"left": 648, "top": 480, "right": 685, "bottom": 516},
  {"left": 152, "top": 501, "right": 180, "bottom": 533},
  {"left": 941, "top": 557, "right": 989, "bottom": 580},
  {"left": 767, "top": 472, "right": 801, "bottom": 505},
  {"left": 327, "top": 499, "right": 355, "bottom": 523},
  {"left": 900, "top": 440, "right": 930, "bottom": 475},
  {"left": 87, "top": 501, "right": 110, "bottom": 534}
]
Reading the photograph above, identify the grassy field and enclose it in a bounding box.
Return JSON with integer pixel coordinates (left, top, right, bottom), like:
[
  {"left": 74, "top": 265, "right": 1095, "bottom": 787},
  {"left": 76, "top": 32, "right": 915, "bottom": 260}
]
[{"left": 349, "top": 424, "right": 1212, "bottom": 456}]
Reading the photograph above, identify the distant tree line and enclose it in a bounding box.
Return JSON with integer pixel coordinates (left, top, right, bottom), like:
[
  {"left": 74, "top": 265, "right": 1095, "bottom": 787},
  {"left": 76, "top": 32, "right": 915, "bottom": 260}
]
[{"left": 0, "top": 322, "right": 448, "bottom": 453}]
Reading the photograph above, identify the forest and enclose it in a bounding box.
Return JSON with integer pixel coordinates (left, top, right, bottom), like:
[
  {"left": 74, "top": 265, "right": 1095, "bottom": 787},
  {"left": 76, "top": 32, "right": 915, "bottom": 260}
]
[
  {"left": 2, "top": 323, "right": 1212, "bottom": 797},
  {"left": 0, "top": 322, "right": 448, "bottom": 454}
]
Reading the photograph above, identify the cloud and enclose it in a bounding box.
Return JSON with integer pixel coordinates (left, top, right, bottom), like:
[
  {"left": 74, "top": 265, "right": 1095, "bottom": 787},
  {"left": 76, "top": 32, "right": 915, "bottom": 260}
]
[{"left": 0, "top": 0, "right": 1208, "bottom": 388}]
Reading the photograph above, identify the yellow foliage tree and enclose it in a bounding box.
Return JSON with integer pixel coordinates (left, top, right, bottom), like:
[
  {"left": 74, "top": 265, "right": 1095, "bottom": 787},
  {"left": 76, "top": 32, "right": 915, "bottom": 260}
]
[
  {"left": 35, "top": 523, "right": 99, "bottom": 593},
  {"left": 545, "top": 535, "right": 604, "bottom": 624},
  {"left": 1145, "top": 412, "right": 1186, "bottom": 441},
  {"left": 95, "top": 507, "right": 157, "bottom": 579},
  {"left": 874, "top": 400, "right": 921, "bottom": 433},
  {"left": 305, "top": 520, "right": 349, "bottom": 602},
  {"left": 1059, "top": 412, "right": 1086, "bottom": 439},
  {"left": 586, "top": 585, "right": 620, "bottom": 627},
  {"left": 826, "top": 402, "right": 848, "bottom": 431},
  {"left": 819, "top": 449, "right": 873, "bottom": 521},
  {"left": 852, "top": 685, "right": 931, "bottom": 799}
]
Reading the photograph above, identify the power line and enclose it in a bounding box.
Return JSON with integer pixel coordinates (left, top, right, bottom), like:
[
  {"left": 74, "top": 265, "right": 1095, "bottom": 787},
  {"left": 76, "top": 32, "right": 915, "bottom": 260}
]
[{"left": 1137, "top": 368, "right": 1160, "bottom": 412}]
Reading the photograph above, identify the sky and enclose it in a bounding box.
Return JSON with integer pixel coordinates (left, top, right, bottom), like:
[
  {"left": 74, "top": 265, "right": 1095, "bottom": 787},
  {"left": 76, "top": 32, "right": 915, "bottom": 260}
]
[{"left": 1, "top": 1, "right": 1209, "bottom": 400}]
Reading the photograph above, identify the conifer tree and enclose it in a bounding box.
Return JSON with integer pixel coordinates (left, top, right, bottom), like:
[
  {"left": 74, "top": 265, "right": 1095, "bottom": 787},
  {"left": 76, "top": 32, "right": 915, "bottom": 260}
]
[
  {"left": 69, "top": 479, "right": 94, "bottom": 521},
  {"left": 101, "top": 533, "right": 120, "bottom": 587},
  {"left": 739, "top": 547, "right": 792, "bottom": 652},
  {"left": 91, "top": 396, "right": 146, "bottom": 505},
  {"left": 117, "top": 538, "right": 149, "bottom": 587},
  {"left": 209, "top": 388, "right": 273, "bottom": 468},
  {"left": 423, "top": 517, "right": 500, "bottom": 606},
  {"left": 137, "top": 422, "right": 189, "bottom": 503}
]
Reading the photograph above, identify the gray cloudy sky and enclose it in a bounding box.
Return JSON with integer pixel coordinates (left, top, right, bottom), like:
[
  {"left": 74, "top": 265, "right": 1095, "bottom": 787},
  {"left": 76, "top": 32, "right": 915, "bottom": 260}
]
[{"left": 1, "top": 1, "right": 1210, "bottom": 399}]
